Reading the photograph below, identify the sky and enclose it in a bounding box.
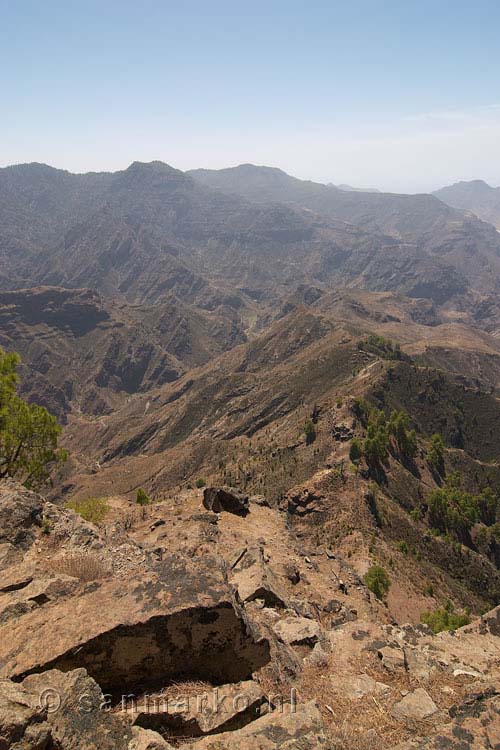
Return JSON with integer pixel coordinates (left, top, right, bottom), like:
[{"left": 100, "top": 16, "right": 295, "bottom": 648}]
[{"left": 1, "top": 0, "right": 499, "bottom": 193}]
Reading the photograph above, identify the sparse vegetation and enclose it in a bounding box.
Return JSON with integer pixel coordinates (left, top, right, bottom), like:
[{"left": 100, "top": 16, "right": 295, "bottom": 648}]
[
  {"left": 49, "top": 553, "right": 110, "bottom": 582},
  {"left": 349, "top": 438, "right": 362, "bottom": 464},
  {"left": 136, "top": 488, "right": 150, "bottom": 506},
  {"left": 358, "top": 334, "right": 404, "bottom": 360},
  {"left": 362, "top": 415, "right": 389, "bottom": 471},
  {"left": 364, "top": 564, "right": 390, "bottom": 599},
  {"left": 304, "top": 419, "right": 316, "bottom": 445},
  {"left": 388, "top": 410, "right": 417, "bottom": 459},
  {"left": 427, "top": 433, "right": 445, "bottom": 474},
  {"left": 427, "top": 472, "right": 499, "bottom": 543},
  {"left": 195, "top": 477, "right": 206, "bottom": 488},
  {"left": 421, "top": 603, "right": 470, "bottom": 633},
  {"left": 65, "top": 496, "right": 110, "bottom": 524}
]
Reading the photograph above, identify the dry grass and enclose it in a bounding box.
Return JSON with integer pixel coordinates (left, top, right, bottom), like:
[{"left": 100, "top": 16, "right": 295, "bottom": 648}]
[
  {"left": 298, "top": 656, "right": 469, "bottom": 750},
  {"left": 48, "top": 552, "right": 111, "bottom": 582}
]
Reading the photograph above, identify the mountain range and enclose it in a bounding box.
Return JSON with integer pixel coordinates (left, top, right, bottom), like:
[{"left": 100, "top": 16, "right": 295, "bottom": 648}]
[{"left": 2, "top": 158, "right": 500, "bottom": 749}]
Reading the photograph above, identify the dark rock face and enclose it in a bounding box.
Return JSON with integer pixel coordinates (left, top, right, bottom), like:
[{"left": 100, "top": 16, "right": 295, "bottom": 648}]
[
  {"left": 285, "top": 489, "right": 325, "bottom": 517},
  {"left": 35, "top": 603, "right": 270, "bottom": 694},
  {"left": 203, "top": 487, "right": 250, "bottom": 517},
  {"left": 0, "top": 480, "right": 43, "bottom": 550},
  {"left": 0, "top": 678, "right": 51, "bottom": 749},
  {"left": 23, "top": 669, "right": 133, "bottom": 750}
]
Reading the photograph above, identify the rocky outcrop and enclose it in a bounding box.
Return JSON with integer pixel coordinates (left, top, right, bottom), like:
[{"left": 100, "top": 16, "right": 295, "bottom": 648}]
[
  {"left": 2, "top": 479, "right": 500, "bottom": 749},
  {"left": 203, "top": 487, "right": 250, "bottom": 516},
  {"left": 272, "top": 617, "right": 321, "bottom": 648},
  {"left": 229, "top": 546, "right": 288, "bottom": 609},
  {"left": 0, "top": 678, "right": 51, "bottom": 749},
  {"left": 22, "top": 668, "right": 133, "bottom": 750},
  {"left": 133, "top": 680, "right": 267, "bottom": 738},
  {"left": 0, "top": 480, "right": 43, "bottom": 550},
  {"left": 394, "top": 695, "right": 500, "bottom": 749},
  {"left": 184, "top": 701, "right": 327, "bottom": 749},
  {"left": 1, "top": 557, "right": 270, "bottom": 691}
]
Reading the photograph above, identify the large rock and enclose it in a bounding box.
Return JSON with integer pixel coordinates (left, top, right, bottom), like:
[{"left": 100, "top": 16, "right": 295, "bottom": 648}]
[
  {"left": 230, "top": 547, "right": 288, "bottom": 609},
  {"left": 391, "top": 688, "right": 439, "bottom": 722},
  {"left": 0, "top": 553, "right": 270, "bottom": 691},
  {"left": 338, "top": 673, "right": 390, "bottom": 700},
  {"left": 23, "top": 668, "right": 133, "bottom": 750},
  {"left": 378, "top": 645, "right": 406, "bottom": 673},
  {"left": 129, "top": 727, "right": 175, "bottom": 749},
  {"left": 392, "top": 695, "right": 500, "bottom": 749},
  {"left": 0, "top": 678, "right": 51, "bottom": 749},
  {"left": 0, "top": 480, "right": 43, "bottom": 550},
  {"left": 133, "top": 680, "right": 267, "bottom": 737},
  {"left": 184, "top": 700, "right": 327, "bottom": 749},
  {"left": 203, "top": 487, "right": 249, "bottom": 516},
  {"left": 272, "top": 617, "right": 321, "bottom": 648}
]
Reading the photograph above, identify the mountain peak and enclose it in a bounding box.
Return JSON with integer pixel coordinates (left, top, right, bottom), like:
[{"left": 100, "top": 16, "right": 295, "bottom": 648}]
[{"left": 123, "top": 160, "right": 185, "bottom": 178}]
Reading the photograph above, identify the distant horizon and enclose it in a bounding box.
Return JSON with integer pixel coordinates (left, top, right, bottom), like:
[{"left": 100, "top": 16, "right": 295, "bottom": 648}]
[
  {"left": 2, "top": 1, "right": 500, "bottom": 193},
  {"left": 0, "top": 157, "right": 498, "bottom": 196}
]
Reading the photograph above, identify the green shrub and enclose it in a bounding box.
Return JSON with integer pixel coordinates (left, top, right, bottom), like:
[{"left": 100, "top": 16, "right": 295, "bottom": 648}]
[
  {"left": 195, "top": 478, "right": 206, "bottom": 488},
  {"left": 349, "top": 438, "right": 363, "bottom": 464},
  {"left": 427, "top": 473, "right": 494, "bottom": 541},
  {"left": 303, "top": 419, "right": 316, "bottom": 445},
  {"left": 388, "top": 411, "right": 417, "bottom": 458},
  {"left": 66, "top": 497, "right": 110, "bottom": 524},
  {"left": 397, "top": 540, "right": 409, "bottom": 555},
  {"left": 136, "top": 488, "right": 150, "bottom": 506},
  {"left": 358, "top": 334, "right": 404, "bottom": 360},
  {"left": 352, "top": 397, "right": 372, "bottom": 425},
  {"left": 427, "top": 433, "right": 445, "bottom": 474},
  {"left": 420, "top": 606, "right": 470, "bottom": 633},
  {"left": 364, "top": 565, "right": 390, "bottom": 599},
  {"left": 365, "top": 483, "right": 382, "bottom": 527}
]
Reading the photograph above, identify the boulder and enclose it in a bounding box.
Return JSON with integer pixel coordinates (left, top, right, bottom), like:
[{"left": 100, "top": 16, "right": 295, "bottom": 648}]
[
  {"left": 230, "top": 549, "right": 288, "bottom": 609},
  {"left": 1, "top": 553, "right": 270, "bottom": 691},
  {"left": 0, "top": 480, "right": 43, "bottom": 550},
  {"left": 286, "top": 488, "right": 325, "bottom": 517},
  {"left": 203, "top": 487, "right": 249, "bottom": 516},
  {"left": 184, "top": 700, "right": 327, "bottom": 749},
  {"left": 249, "top": 495, "right": 270, "bottom": 508},
  {"left": 129, "top": 727, "right": 175, "bottom": 749},
  {"left": 133, "top": 680, "right": 267, "bottom": 737},
  {"left": 272, "top": 616, "right": 321, "bottom": 647},
  {"left": 391, "top": 695, "right": 500, "bottom": 749},
  {"left": 23, "top": 668, "right": 133, "bottom": 750},
  {"left": 0, "top": 678, "right": 51, "bottom": 749},
  {"left": 404, "top": 648, "right": 437, "bottom": 681},
  {"left": 391, "top": 688, "right": 439, "bottom": 722},
  {"left": 378, "top": 645, "right": 406, "bottom": 673},
  {"left": 338, "top": 673, "right": 390, "bottom": 700}
]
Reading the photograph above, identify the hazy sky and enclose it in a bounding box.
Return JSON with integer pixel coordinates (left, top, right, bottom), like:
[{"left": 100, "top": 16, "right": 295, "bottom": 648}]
[{"left": 1, "top": 0, "right": 499, "bottom": 193}]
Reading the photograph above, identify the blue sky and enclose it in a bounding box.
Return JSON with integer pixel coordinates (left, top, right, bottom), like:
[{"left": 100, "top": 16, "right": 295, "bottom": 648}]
[{"left": 1, "top": 0, "right": 499, "bottom": 191}]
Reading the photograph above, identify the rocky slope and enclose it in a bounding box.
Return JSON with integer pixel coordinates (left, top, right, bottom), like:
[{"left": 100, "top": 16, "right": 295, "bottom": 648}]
[
  {"left": 2, "top": 159, "right": 500, "bottom": 747},
  {"left": 190, "top": 164, "right": 500, "bottom": 298},
  {"left": 0, "top": 286, "right": 246, "bottom": 420},
  {"left": 1, "top": 479, "right": 499, "bottom": 749}
]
